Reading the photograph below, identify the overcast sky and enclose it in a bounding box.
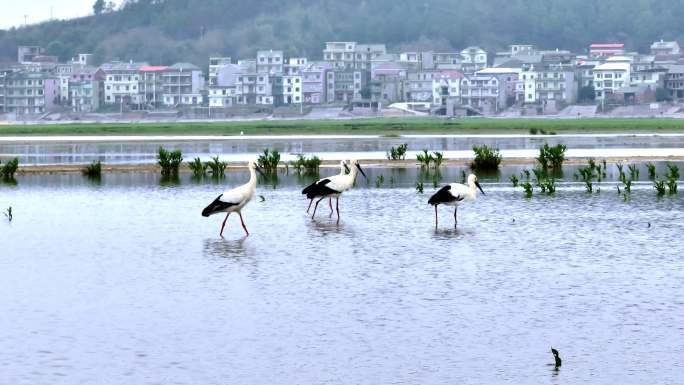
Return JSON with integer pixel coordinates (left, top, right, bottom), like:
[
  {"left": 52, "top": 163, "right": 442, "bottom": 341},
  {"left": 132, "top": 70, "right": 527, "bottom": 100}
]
[{"left": 1, "top": 0, "right": 122, "bottom": 29}]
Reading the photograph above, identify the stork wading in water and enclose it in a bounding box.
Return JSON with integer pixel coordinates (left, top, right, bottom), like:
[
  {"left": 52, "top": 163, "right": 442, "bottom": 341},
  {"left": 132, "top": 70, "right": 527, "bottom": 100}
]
[
  {"left": 302, "top": 160, "right": 350, "bottom": 216},
  {"left": 428, "top": 174, "right": 485, "bottom": 228},
  {"left": 303, "top": 159, "right": 367, "bottom": 220},
  {"left": 202, "top": 160, "right": 265, "bottom": 236}
]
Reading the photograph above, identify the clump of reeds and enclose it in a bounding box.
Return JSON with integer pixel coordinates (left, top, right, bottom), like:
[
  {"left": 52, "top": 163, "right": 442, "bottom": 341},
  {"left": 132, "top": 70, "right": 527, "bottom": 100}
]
[
  {"left": 290, "top": 154, "right": 321, "bottom": 174},
  {"left": 416, "top": 181, "right": 424, "bottom": 194},
  {"left": 471, "top": 145, "right": 501, "bottom": 172},
  {"left": 537, "top": 143, "right": 566, "bottom": 170},
  {"left": 375, "top": 174, "right": 384, "bottom": 188},
  {"left": 82, "top": 160, "right": 102, "bottom": 178},
  {"left": 1, "top": 158, "right": 19, "bottom": 179},
  {"left": 205, "top": 156, "right": 226, "bottom": 178},
  {"left": 257, "top": 149, "right": 280, "bottom": 173},
  {"left": 386, "top": 143, "right": 408, "bottom": 160},
  {"left": 157, "top": 147, "right": 183, "bottom": 176},
  {"left": 416, "top": 149, "right": 444, "bottom": 169},
  {"left": 188, "top": 157, "right": 207, "bottom": 177}
]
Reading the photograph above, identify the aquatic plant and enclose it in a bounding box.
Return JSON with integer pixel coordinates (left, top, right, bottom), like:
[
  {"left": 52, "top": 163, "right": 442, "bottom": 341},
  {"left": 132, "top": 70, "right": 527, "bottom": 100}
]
[
  {"left": 461, "top": 170, "right": 467, "bottom": 184},
  {"left": 628, "top": 164, "right": 640, "bottom": 181},
  {"left": 205, "top": 156, "right": 226, "bottom": 178},
  {"left": 537, "top": 143, "right": 566, "bottom": 170},
  {"left": 616, "top": 163, "right": 626, "bottom": 182},
  {"left": 157, "top": 147, "right": 183, "bottom": 176},
  {"left": 188, "top": 157, "right": 207, "bottom": 177},
  {"left": 290, "top": 154, "right": 321, "bottom": 174},
  {"left": 667, "top": 178, "right": 678, "bottom": 194},
  {"left": 471, "top": 145, "right": 502, "bottom": 171},
  {"left": 654, "top": 179, "right": 666, "bottom": 196},
  {"left": 540, "top": 178, "right": 556, "bottom": 194},
  {"left": 0, "top": 158, "right": 19, "bottom": 179},
  {"left": 646, "top": 163, "right": 657, "bottom": 180},
  {"left": 82, "top": 160, "right": 102, "bottom": 178},
  {"left": 416, "top": 181, "right": 424, "bottom": 194},
  {"left": 522, "top": 181, "right": 533, "bottom": 197},
  {"left": 509, "top": 174, "right": 519, "bottom": 187},
  {"left": 257, "top": 149, "right": 280, "bottom": 173},
  {"left": 387, "top": 143, "right": 408, "bottom": 160},
  {"left": 3, "top": 206, "right": 11, "bottom": 222},
  {"left": 375, "top": 174, "right": 384, "bottom": 188},
  {"left": 416, "top": 149, "right": 434, "bottom": 168},
  {"left": 667, "top": 163, "right": 680, "bottom": 180},
  {"left": 432, "top": 152, "right": 444, "bottom": 168}
]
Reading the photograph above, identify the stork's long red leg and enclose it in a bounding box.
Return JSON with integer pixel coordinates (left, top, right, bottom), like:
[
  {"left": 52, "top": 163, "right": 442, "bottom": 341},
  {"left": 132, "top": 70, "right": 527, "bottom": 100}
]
[
  {"left": 336, "top": 197, "right": 340, "bottom": 221},
  {"left": 434, "top": 205, "right": 438, "bottom": 228},
  {"left": 238, "top": 212, "right": 249, "bottom": 236},
  {"left": 328, "top": 197, "right": 334, "bottom": 218},
  {"left": 312, "top": 197, "right": 325, "bottom": 219},
  {"left": 220, "top": 212, "right": 230, "bottom": 237},
  {"left": 306, "top": 199, "right": 313, "bottom": 213}
]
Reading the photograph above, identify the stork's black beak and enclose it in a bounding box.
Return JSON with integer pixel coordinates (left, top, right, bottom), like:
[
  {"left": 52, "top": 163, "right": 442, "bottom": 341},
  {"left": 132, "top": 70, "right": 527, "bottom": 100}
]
[
  {"left": 255, "top": 165, "right": 266, "bottom": 177},
  {"left": 356, "top": 163, "right": 368, "bottom": 180},
  {"left": 475, "top": 181, "right": 485, "bottom": 195},
  {"left": 344, "top": 163, "right": 351, "bottom": 174}
]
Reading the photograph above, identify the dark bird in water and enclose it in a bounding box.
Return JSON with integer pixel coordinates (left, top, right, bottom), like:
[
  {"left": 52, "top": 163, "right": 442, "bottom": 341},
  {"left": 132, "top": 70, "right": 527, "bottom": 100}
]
[{"left": 551, "top": 348, "right": 562, "bottom": 368}]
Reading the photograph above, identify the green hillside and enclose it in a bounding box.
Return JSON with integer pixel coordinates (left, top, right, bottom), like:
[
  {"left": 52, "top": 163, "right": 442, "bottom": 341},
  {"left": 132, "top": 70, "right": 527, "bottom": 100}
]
[{"left": 1, "top": 0, "right": 683, "bottom": 67}]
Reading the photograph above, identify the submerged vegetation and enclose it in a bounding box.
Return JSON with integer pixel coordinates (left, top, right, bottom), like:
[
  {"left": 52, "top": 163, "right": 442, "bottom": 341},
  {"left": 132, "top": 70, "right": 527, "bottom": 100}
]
[
  {"left": 537, "top": 143, "right": 566, "bottom": 170},
  {"left": 1, "top": 158, "right": 19, "bottom": 179},
  {"left": 157, "top": 147, "right": 183, "bottom": 176},
  {"left": 257, "top": 149, "right": 280, "bottom": 174},
  {"left": 387, "top": 144, "right": 408, "bottom": 161},
  {"left": 471, "top": 145, "right": 502, "bottom": 172},
  {"left": 291, "top": 155, "right": 322, "bottom": 174},
  {"left": 82, "top": 161, "right": 102, "bottom": 178}
]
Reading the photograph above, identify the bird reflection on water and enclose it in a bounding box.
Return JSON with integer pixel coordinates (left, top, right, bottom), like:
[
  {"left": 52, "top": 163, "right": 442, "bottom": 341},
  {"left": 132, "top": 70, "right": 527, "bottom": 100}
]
[{"left": 203, "top": 236, "right": 249, "bottom": 259}]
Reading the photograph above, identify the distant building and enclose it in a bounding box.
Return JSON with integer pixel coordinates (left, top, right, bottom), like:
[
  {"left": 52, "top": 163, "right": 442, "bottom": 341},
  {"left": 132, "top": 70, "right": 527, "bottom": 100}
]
[
  {"left": 301, "top": 63, "right": 329, "bottom": 104},
  {"left": 650, "top": 40, "right": 681, "bottom": 56},
  {"left": 17, "top": 46, "right": 46, "bottom": 63},
  {"left": 139, "top": 66, "right": 168, "bottom": 109},
  {"left": 665, "top": 64, "right": 684, "bottom": 100},
  {"left": 323, "top": 42, "right": 387, "bottom": 70},
  {"left": 518, "top": 63, "right": 575, "bottom": 108},
  {"left": 208, "top": 56, "right": 232, "bottom": 86},
  {"left": 101, "top": 61, "right": 146, "bottom": 107},
  {"left": 256, "top": 50, "right": 284, "bottom": 75},
  {"left": 459, "top": 73, "right": 508, "bottom": 114},
  {"left": 371, "top": 62, "right": 409, "bottom": 103},
  {"left": 406, "top": 70, "right": 440, "bottom": 102},
  {"left": 161, "top": 63, "right": 203, "bottom": 106},
  {"left": 326, "top": 69, "right": 368, "bottom": 102},
  {"left": 3, "top": 71, "right": 58, "bottom": 115},
  {"left": 589, "top": 43, "right": 626, "bottom": 58},
  {"left": 285, "top": 58, "right": 308, "bottom": 75},
  {"left": 276, "top": 74, "right": 303, "bottom": 105},
  {"left": 460, "top": 46, "right": 488, "bottom": 73},
  {"left": 432, "top": 70, "right": 463, "bottom": 106},
  {"left": 593, "top": 56, "right": 632, "bottom": 102}
]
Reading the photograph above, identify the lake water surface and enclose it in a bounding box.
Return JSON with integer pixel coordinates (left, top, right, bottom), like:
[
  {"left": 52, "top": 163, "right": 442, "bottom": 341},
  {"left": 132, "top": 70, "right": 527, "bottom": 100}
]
[{"left": 1, "top": 170, "right": 684, "bottom": 384}]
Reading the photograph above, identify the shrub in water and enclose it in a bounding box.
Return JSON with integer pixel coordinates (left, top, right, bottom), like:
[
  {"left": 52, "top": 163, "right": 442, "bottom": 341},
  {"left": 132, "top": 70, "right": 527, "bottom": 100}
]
[
  {"left": 537, "top": 143, "right": 566, "bottom": 170},
  {"left": 509, "top": 174, "right": 519, "bottom": 187},
  {"left": 387, "top": 143, "right": 408, "bottom": 160},
  {"left": 257, "top": 149, "right": 280, "bottom": 173},
  {"left": 205, "top": 156, "right": 226, "bottom": 178},
  {"left": 628, "top": 164, "right": 640, "bottom": 181},
  {"left": 375, "top": 174, "right": 384, "bottom": 188},
  {"left": 416, "top": 181, "right": 424, "bottom": 194},
  {"left": 416, "top": 149, "right": 433, "bottom": 168},
  {"left": 157, "top": 147, "right": 183, "bottom": 176},
  {"left": 654, "top": 179, "right": 666, "bottom": 196},
  {"left": 188, "top": 157, "right": 207, "bottom": 177},
  {"left": 646, "top": 163, "right": 657, "bottom": 180},
  {"left": 471, "top": 145, "right": 501, "bottom": 171},
  {"left": 1, "top": 158, "right": 19, "bottom": 179},
  {"left": 82, "top": 160, "right": 102, "bottom": 178},
  {"left": 291, "top": 154, "right": 321, "bottom": 174}
]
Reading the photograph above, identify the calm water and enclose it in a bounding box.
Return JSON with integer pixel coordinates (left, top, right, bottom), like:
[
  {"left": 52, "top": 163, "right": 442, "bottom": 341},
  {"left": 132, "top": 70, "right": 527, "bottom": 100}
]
[
  {"left": 4, "top": 133, "right": 684, "bottom": 165},
  {"left": 1, "top": 170, "right": 684, "bottom": 384}
]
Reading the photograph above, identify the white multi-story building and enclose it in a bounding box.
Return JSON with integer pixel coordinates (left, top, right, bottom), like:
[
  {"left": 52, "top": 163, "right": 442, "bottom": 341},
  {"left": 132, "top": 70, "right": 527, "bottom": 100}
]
[
  {"left": 2, "top": 71, "right": 59, "bottom": 115},
  {"left": 518, "top": 64, "right": 574, "bottom": 105},
  {"left": 208, "top": 56, "right": 232, "bottom": 86},
  {"left": 256, "top": 50, "right": 284, "bottom": 75},
  {"left": 101, "top": 61, "right": 146, "bottom": 106},
  {"left": 208, "top": 86, "right": 236, "bottom": 107},
  {"left": 323, "top": 42, "right": 387, "bottom": 70},
  {"left": 432, "top": 70, "right": 463, "bottom": 106},
  {"left": 301, "top": 63, "right": 329, "bottom": 104},
  {"left": 278, "top": 75, "right": 302, "bottom": 105},
  {"left": 593, "top": 57, "right": 632, "bottom": 102},
  {"left": 285, "top": 58, "right": 308, "bottom": 75},
  {"left": 460, "top": 46, "right": 488, "bottom": 73}
]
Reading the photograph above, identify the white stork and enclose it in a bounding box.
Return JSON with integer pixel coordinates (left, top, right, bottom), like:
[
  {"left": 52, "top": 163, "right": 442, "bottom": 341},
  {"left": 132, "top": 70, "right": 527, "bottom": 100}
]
[
  {"left": 303, "top": 159, "right": 367, "bottom": 220},
  {"left": 302, "top": 160, "right": 350, "bottom": 216},
  {"left": 428, "top": 173, "right": 485, "bottom": 228},
  {"left": 202, "top": 160, "right": 265, "bottom": 236}
]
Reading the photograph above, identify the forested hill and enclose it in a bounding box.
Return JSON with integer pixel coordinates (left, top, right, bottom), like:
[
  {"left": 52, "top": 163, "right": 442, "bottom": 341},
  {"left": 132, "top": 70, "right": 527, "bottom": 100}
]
[{"left": 1, "top": 0, "right": 683, "bottom": 67}]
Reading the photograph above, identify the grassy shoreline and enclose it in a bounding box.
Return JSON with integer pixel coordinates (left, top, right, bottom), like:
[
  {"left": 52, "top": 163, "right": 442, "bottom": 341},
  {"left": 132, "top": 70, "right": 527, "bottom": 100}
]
[{"left": 3, "top": 117, "right": 684, "bottom": 136}]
